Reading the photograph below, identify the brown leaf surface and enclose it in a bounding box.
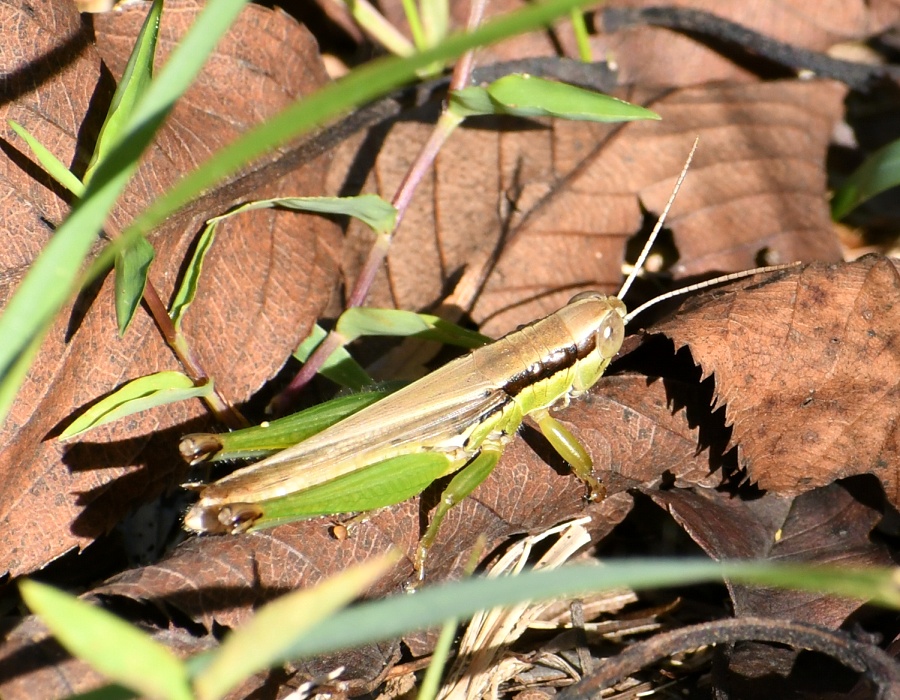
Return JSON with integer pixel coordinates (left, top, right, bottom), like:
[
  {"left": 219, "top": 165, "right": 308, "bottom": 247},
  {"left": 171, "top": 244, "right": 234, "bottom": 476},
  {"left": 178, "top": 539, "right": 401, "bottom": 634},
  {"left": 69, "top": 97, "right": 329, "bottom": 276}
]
[
  {"left": 650, "top": 482, "right": 894, "bottom": 628},
  {"left": 426, "top": 0, "right": 900, "bottom": 88},
  {"left": 471, "top": 79, "right": 847, "bottom": 335},
  {"left": 0, "top": 1, "right": 339, "bottom": 576},
  {"left": 653, "top": 257, "right": 900, "bottom": 501},
  {"left": 593, "top": 0, "right": 900, "bottom": 89}
]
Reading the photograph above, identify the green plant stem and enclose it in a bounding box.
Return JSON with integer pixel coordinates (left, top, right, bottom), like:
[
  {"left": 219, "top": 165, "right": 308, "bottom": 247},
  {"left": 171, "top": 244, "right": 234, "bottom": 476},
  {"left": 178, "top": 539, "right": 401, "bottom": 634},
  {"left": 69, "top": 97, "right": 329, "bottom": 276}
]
[
  {"left": 342, "top": 0, "right": 415, "bottom": 55},
  {"left": 401, "top": 0, "right": 428, "bottom": 50},
  {"left": 570, "top": 9, "right": 592, "bottom": 62}
]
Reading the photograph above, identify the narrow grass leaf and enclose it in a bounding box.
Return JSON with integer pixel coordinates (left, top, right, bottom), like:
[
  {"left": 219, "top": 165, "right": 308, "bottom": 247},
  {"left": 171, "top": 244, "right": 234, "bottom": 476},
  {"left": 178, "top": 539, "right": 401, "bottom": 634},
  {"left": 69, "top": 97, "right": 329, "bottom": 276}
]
[
  {"left": 90, "top": 0, "right": 162, "bottom": 333},
  {"left": 60, "top": 371, "right": 213, "bottom": 439},
  {"left": 336, "top": 307, "right": 490, "bottom": 348},
  {"left": 832, "top": 136, "right": 900, "bottom": 219},
  {"left": 451, "top": 74, "right": 660, "bottom": 122},
  {"left": 169, "top": 219, "right": 219, "bottom": 331},
  {"left": 19, "top": 580, "right": 192, "bottom": 700},
  {"left": 84, "top": 0, "right": 162, "bottom": 181},
  {"left": 418, "top": 619, "right": 458, "bottom": 700},
  {"left": 192, "top": 554, "right": 398, "bottom": 700},
  {"left": 280, "top": 560, "right": 900, "bottom": 661},
  {"left": 208, "top": 194, "right": 398, "bottom": 236},
  {"left": 114, "top": 235, "right": 155, "bottom": 335},
  {"left": 7, "top": 121, "right": 85, "bottom": 196},
  {"left": 421, "top": 0, "right": 449, "bottom": 46}
]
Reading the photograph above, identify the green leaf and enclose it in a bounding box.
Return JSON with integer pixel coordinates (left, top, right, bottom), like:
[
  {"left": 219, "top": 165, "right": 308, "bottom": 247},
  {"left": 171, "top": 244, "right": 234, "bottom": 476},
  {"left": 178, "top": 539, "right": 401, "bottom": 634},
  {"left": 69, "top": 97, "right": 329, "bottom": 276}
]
[
  {"left": 280, "top": 560, "right": 900, "bottom": 663},
  {"left": 115, "top": 234, "right": 155, "bottom": 335},
  {"left": 336, "top": 307, "right": 490, "bottom": 348},
  {"left": 65, "top": 685, "right": 137, "bottom": 700},
  {"left": 420, "top": 0, "right": 449, "bottom": 46},
  {"left": 209, "top": 194, "right": 398, "bottom": 236},
  {"left": 169, "top": 219, "right": 219, "bottom": 331},
  {"left": 832, "top": 136, "right": 900, "bottom": 219},
  {"left": 84, "top": 0, "right": 162, "bottom": 182},
  {"left": 7, "top": 120, "right": 85, "bottom": 197},
  {"left": 60, "top": 371, "right": 213, "bottom": 439},
  {"left": 450, "top": 74, "right": 660, "bottom": 122},
  {"left": 19, "top": 580, "right": 192, "bottom": 700},
  {"left": 99, "top": 0, "right": 163, "bottom": 334},
  {"left": 193, "top": 554, "right": 398, "bottom": 700},
  {"left": 294, "top": 324, "right": 372, "bottom": 390}
]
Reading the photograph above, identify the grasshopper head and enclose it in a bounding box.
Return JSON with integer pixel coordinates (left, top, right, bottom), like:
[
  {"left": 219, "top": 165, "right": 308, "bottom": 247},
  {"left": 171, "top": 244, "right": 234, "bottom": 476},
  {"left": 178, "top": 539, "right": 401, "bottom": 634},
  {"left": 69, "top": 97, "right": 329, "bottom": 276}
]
[{"left": 568, "top": 291, "right": 627, "bottom": 360}]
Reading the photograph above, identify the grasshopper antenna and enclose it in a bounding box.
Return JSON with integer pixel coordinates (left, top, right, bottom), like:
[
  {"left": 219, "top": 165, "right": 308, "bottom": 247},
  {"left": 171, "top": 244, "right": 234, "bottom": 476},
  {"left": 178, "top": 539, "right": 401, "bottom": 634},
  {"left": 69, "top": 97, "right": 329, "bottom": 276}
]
[
  {"left": 617, "top": 137, "right": 699, "bottom": 301},
  {"left": 624, "top": 262, "right": 801, "bottom": 325}
]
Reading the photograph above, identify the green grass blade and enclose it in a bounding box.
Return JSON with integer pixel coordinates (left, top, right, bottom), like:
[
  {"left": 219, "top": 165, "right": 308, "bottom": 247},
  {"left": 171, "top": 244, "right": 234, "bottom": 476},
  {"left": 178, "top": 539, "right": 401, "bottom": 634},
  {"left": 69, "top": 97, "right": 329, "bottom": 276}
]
[
  {"left": 19, "top": 580, "right": 193, "bottom": 700},
  {"left": 832, "top": 136, "right": 900, "bottom": 219},
  {"left": 92, "top": 0, "right": 162, "bottom": 333},
  {"left": 569, "top": 9, "right": 592, "bottom": 62},
  {"left": 0, "top": 0, "right": 250, "bottom": 425},
  {"left": 344, "top": 0, "right": 414, "bottom": 56},
  {"left": 192, "top": 554, "right": 397, "bottom": 700},
  {"left": 168, "top": 219, "right": 219, "bottom": 331},
  {"left": 7, "top": 120, "right": 85, "bottom": 196},
  {"left": 418, "top": 618, "right": 458, "bottom": 700},
  {"left": 280, "top": 560, "right": 900, "bottom": 662},
  {"left": 114, "top": 235, "right": 155, "bottom": 335},
  {"left": 84, "top": 0, "right": 162, "bottom": 182},
  {"left": 60, "top": 371, "right": 213, "bottom": 439},
  {"left": 420, "top": 0, "right": 449, "bottom": 46},
  {"left": 336, "top": 307, "right": 490, "bottom": 348},
  {"left": 451, "top": 74, "right": 660, "bottom": 122},
  {"left": 209, "top": 194, "right": 398, "bottom": 236}
]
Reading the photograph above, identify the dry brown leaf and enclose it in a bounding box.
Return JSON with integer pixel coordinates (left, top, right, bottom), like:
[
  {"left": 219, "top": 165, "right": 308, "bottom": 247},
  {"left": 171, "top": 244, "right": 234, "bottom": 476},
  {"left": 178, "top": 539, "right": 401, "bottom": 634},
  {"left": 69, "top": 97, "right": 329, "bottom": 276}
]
[
  {"left": 396, "top": 0, "right": 900, "bottom": 90},
  {"left": 472, "top": 79, "right": 847, "bottom": 335},
  {"left": 0, "top": 1, "right": 338, "bottom": 577},
  {"left": 593, "top": 0, "right": 900, "bottom": 89},
  {"left": 653, "top": 257, "right": 900, "bottom": 501},
  {"left": 650, "top": 483, "right": 893, "bottom": 629}
]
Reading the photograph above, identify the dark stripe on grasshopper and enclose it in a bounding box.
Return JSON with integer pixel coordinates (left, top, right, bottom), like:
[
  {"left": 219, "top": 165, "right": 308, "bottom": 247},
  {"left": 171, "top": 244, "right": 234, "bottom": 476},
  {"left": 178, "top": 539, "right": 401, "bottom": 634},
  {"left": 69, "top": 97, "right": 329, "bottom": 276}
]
[{"left": 501, "top": 334, "right": 594, "bottom": 397}]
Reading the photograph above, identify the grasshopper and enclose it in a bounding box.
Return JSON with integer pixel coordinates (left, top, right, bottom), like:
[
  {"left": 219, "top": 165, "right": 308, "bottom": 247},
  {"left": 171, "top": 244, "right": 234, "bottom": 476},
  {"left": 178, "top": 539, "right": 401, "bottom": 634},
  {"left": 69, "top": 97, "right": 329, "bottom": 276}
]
[{"left": 183, "top": 142, "right": 795, "bottom": 578}]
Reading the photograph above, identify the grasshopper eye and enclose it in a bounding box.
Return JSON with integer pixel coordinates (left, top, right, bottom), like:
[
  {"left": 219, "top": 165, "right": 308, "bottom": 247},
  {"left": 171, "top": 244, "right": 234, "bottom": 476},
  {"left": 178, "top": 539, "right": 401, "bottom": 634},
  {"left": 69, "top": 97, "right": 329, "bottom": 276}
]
[{"left": 596, "top": 313, "right": 625, "bottom": 359}]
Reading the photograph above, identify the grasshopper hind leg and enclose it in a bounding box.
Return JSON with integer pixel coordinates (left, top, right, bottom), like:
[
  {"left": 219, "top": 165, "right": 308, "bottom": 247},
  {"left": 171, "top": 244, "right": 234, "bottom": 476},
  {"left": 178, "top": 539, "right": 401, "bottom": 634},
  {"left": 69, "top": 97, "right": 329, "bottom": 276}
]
[{"left": 532, "top": 407, "right": 604, "bottom": 501}]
